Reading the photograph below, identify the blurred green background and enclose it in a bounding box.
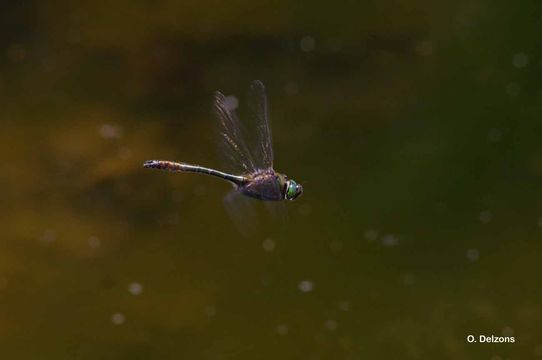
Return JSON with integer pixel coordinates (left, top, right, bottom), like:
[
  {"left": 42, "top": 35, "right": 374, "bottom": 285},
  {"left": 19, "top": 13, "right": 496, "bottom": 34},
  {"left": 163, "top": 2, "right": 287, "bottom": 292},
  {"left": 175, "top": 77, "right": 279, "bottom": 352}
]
[{"left": 1, "top": 0, "right": 542, "bottom": 359}]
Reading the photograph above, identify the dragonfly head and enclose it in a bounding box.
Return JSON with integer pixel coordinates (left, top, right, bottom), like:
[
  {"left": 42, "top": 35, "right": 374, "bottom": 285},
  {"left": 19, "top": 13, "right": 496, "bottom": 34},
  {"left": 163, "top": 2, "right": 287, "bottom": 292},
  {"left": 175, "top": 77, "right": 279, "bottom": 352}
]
[{"left": 284, "top": 179, "right": 303, "bottom": 201}]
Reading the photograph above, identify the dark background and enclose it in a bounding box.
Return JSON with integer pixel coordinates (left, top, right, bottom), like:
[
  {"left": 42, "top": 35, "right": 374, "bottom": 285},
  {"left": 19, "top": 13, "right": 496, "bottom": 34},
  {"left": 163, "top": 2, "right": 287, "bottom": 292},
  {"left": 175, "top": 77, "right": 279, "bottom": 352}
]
[{"left": 1, "top": 0, "right": 541, "bottom": 358}]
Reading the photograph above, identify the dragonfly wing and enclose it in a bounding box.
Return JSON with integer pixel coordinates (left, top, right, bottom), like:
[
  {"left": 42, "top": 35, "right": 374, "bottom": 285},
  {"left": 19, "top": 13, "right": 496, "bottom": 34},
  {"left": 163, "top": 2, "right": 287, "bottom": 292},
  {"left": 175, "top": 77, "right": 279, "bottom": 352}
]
[
  {"left": 264, "top": 200, "right": 288, "bottom": 227},
  {"left": 223, "top": 189, "right": 259, "bottom": 238},
  {"left": 214, "top": 91, "right": 256, "bottom": 174},
  {"left": 224, "top": 185, "right": 287, "bottom": 238},
  {"left": 247, "top": 80, "right": 274, "bottom": 170}
]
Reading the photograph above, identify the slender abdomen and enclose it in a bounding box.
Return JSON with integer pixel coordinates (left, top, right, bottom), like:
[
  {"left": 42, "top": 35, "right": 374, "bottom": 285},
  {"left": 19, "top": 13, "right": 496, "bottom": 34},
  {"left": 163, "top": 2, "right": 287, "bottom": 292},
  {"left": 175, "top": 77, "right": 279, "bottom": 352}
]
[
  {"left": 143, "top": 160, "right": 247, "bottom": 186},
  {"left": 143, "top": 160, "right": 185, "bottom": 172}
]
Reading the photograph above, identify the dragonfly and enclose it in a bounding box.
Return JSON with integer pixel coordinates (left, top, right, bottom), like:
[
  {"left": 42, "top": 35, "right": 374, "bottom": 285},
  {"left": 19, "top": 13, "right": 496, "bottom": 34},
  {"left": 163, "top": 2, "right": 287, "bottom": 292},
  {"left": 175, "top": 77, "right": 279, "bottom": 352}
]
[{"left": 143, "top": 80, "right": 303, "bottom": 204}]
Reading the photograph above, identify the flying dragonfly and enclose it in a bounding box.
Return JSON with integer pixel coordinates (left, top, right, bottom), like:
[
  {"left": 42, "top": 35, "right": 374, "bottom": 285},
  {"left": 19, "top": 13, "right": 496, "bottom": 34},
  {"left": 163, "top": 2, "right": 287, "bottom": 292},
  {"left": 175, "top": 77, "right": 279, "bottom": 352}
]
[{"left": 144, "top": 80, "right": 303, "bottom": 204}]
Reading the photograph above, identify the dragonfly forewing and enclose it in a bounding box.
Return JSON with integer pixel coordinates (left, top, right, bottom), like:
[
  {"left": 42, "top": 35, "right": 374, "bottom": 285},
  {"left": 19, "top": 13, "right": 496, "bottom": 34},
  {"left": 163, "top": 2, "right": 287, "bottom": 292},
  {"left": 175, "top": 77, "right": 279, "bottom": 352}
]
[
  {"left": 247, "top": 80, "right": 274, "bottom": 170},
  {"left": 214, "top": 91, "right": 256, "bottom": 175}
]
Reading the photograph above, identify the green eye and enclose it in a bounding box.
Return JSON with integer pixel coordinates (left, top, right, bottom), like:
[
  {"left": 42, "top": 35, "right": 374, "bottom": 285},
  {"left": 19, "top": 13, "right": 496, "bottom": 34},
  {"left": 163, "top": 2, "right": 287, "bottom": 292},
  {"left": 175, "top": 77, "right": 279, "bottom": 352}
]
[
  {"left": 284, "top": 180, "right": 302, "bottom": 201},
  {"left": 287, "top": 180, "right": 297, "bottom": 198}
]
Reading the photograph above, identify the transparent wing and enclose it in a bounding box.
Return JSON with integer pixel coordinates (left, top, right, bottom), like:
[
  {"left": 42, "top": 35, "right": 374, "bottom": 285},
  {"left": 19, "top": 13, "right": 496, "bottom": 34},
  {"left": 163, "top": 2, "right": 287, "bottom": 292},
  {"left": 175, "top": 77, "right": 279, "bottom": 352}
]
[
  {"left": 214, "top": 91, "right": 256, "bottom": 174},
  {"left": 264, "top": 200, "right": 288, "bottom": 227},
  {"left": 223, "top": 189, "right": 286, "bottom": 238},
  {"left": 223, "top": 190, "right": 259, "bottom": 238},
  {"left": 247, "top": 80, "right": 274, "bottom": 170}
]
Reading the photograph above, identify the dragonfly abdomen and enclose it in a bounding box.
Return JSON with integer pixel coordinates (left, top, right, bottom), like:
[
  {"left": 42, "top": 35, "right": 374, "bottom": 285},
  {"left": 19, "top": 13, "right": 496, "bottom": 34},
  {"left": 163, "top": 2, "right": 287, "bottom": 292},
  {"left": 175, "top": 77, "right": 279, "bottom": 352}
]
[
  {"left": 143, "top": 160, "right": 185, "bottom": 172},
  {"left": 144, "top": 160, "right": 247, "bottom": 186}
]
